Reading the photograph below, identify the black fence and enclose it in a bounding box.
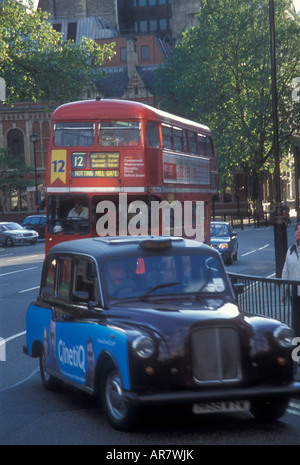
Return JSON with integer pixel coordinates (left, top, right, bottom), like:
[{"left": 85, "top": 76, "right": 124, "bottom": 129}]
[
  {"left": 213, "top": 211, "right": 277, "bottom": 229},
  {"left": 228, "top": 272, "right": 299, "bottom": 330}
]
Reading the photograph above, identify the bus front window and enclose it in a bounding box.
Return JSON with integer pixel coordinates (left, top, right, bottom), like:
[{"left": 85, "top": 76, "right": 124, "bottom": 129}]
[
  {"left": 99, "top": 121, "right": 140, "bottom": 146},
  {"left": 47, "top": 195, "right": 90, "bottom": 235}
]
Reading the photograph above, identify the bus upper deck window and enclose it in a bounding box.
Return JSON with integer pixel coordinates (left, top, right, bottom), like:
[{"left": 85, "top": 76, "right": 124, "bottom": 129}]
[
  {"left": 188, "top": 132, "right": 197, "bottom": 154},
  {"left": 198, "top": 134, "right": 206, "bottom": 156},
  {"left": 162, "top": 125, "right": 172, "bottom": 150},
  {"left": 206, "top": 138, "right": 213, "bottom": 157},
  {"left": 146, "top": 121, "right": 160, "bottom": 147},
  {"left": 54, "top": 122, "right": 94, "bottom": 147},
  {"left": 99, "top": 121, "right": 140, "bottom": 147},
  {"left": 173, "top": 128, "right": 185, "bottom": 152}
]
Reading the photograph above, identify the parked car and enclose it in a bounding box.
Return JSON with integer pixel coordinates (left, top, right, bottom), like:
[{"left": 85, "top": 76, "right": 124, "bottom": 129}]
[
  {"left": 0, "top": 222, "right": 39, "bottom": 246},
  {"left": 24, "top": 236, "right": 300, "bottom": 431},
  {"left": 210, "top": 221, "right": 238, "bottom": 265},
  {"left": 22, "top": 214, "right": 46, "bottom": 239}
]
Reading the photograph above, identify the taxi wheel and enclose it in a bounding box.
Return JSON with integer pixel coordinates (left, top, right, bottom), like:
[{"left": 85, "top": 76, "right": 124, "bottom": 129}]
[
  {"left": 39, "top": 351, "right": 63, "bottom": 391},
  {"left": 250, "top": 397, "right": 289, "bottom": 421},
  {"left": 101, "top": 367, "right": 138, "bottom": 431}
]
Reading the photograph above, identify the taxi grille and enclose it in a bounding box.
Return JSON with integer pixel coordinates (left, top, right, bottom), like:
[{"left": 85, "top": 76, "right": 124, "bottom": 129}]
[{"left": 191, "top": 327, "right": 241, "bottom": 384}]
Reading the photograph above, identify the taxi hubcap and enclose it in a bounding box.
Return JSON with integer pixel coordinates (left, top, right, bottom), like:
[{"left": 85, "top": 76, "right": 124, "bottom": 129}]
[{"left": 106, "top": 371, "right": 127, "bottom": 420}]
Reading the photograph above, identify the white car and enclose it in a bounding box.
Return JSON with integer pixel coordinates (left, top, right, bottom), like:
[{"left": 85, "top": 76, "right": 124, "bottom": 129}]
[{"left": 0, "top": 222, "right": 39, "bottom": 246}]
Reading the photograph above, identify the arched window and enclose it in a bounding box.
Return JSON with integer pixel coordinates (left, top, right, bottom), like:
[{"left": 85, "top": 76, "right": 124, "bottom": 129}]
[{"left": 7, "top": 129, "right": 25, "bottom": 166}]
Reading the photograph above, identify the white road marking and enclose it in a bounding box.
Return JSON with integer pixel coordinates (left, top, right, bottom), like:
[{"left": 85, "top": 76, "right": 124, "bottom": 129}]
[
  {"left": 0, "top": 331, "right": 26, "bottom": 346},
  {"left": 241, "top": 244, "right": 270, "bottom": 257},
  {"left": 0, "top": 367, "right": 39, "bottom": 392},
  {"left": 258, "top": 244, "right": 270, "bottom": 250},
  {"left": 241, "top": 250, "right": 256, "bottom": 256},
  {"left": 19, "top": 286, "right": 39, "bottom": 294},
  {"left": 0, "top": 266, "right": 38, "bottom": 277}
]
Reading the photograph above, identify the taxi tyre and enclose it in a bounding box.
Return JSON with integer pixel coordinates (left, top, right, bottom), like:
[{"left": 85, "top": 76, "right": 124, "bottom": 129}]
[
  {"left": 100, "top": 364, "right": 139, "bottom": 431},
  {"left": 39, "top": 350, "right": 63, "bottom": 391},
  {"left": 250, "top": 396, "right": 289, "bottom": 421}
]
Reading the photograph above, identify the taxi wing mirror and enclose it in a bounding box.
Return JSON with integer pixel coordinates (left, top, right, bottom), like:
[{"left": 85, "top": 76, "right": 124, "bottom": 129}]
[{"left": 232, "top": 283, "right": 244, "bottom": 296}]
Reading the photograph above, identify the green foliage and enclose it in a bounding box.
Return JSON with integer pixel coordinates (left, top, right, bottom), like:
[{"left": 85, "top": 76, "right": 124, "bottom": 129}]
[
  {"left": 0, "top": 0, "right": 115, "bottom": 103},
  {"left": 155, "top": 0, "right": 300, "bottom": 186},
  {"left": 0, "top": 148, "right": 34, "bottom": 207}
]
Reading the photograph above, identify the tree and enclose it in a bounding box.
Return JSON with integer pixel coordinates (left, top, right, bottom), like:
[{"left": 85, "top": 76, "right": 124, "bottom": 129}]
[
  {"left": 0, "top": 148, "right": 34, "bottom": 214},
  {"left": 0, "top": 0, "right": 116, "bottom": 103},
  {"left": 155, "top": 0, "right": 300, "bottom": 191}
]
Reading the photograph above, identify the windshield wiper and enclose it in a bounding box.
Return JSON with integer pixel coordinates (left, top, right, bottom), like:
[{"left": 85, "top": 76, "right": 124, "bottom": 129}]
[
  {"left": 195, "top": 267, "right": 211, "bottom": 298},
  {"left": 141, "top": 281, "right": 180, "bottom": 300}
]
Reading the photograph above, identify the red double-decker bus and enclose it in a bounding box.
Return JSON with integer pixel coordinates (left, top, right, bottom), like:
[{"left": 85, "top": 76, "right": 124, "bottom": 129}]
[{"left": 45, "top": 98, "right": 217, "bottom": 253}]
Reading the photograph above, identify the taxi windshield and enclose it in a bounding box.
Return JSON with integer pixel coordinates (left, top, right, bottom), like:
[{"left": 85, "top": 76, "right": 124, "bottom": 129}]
[{"left": 104, "top": 253, "right": 227, "bottom": 301}]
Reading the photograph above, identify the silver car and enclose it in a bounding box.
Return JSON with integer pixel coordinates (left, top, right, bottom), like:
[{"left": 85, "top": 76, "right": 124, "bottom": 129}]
[{"left": 0, "top": 222, "right": 39, "bottom": 246}]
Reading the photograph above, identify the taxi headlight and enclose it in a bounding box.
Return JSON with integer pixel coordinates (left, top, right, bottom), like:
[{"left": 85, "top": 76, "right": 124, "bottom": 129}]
[
  {"left": 132, "top": 335, "right": 155, "bottom": 359},
  {"left": 274, "top": 325, "right": 294, "bottom": 348}
]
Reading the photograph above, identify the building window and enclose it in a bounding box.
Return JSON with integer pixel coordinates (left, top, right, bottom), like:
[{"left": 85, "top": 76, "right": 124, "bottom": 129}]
[
  {"left": 159, "top": 19, "right": 167, "bottom": 30},
  {"left": 7, "top": 129, "right": 25, "bottom": 165},
  {"left": 141, "top": 45, "right": 149, "bottom": 61},
  {"left": 139, "top": 0, "right": 146, "bottom": 6},
  {"left": 52, "top": 23, "right": 61, "bottom": 32},
  {"left": 67, "top": 22, "right": 77, "bottom": 42},
  {"left": 140, "top": 20, "right": 147, "bottom": 32},
  {"left": 149, "top": 0, "right": 156, "bottom": 4},
  {"left": 150, "top": 19, "right": 157, "bottom": 31},
  {"left": 120, "top": 47, "right": 127, "bottom": 62}
]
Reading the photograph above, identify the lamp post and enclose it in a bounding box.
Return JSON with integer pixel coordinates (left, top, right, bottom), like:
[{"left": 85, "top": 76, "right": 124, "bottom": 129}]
[
  {"left": 30, "top": 131, "right": 39, "bottom": 214},
  {"left": 269, "top": 0, "right": 287, "bottom": 278}
]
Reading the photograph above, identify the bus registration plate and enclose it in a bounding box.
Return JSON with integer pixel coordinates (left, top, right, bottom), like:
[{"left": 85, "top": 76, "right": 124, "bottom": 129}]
[{"left": 192, "top": 400, "right": 250, "bottom": 414}]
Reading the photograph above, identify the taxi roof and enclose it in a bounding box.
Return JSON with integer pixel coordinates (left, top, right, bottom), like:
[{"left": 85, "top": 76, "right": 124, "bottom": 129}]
[{"left": 47, "top": 236, "right": 213, "bottom": 261}]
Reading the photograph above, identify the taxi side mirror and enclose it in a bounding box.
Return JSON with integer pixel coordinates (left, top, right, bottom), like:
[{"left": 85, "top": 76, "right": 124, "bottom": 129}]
[{"left": 232, "top": 283, "right": 244, "bottom": 296}]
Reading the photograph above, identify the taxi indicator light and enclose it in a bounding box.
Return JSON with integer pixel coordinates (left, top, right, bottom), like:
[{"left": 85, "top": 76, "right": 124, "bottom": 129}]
[{"left": 140, "top": 237, "right": 182, "bottom": 250}]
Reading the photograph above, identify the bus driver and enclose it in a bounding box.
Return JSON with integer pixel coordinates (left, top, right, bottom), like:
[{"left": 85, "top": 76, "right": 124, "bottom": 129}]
[{"left": 68, "top": 200, "right": 89, "bottom": 220}]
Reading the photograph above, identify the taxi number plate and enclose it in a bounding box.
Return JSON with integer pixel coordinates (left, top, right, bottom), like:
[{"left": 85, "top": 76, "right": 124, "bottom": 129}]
[{"left": 192, "top": 400, "right": 250, "bottom": 414}]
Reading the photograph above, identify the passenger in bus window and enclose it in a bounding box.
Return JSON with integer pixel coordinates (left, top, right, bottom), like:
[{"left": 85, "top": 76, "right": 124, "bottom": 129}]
[
  {"left": 123, "top": 129, "right": 139, "bottom": 146},
  {"left": 68, "top": 200, "right": 89, "bottom": 219},
  {"left": 100, "top": 130, "right": 118, "bottom": 146}
]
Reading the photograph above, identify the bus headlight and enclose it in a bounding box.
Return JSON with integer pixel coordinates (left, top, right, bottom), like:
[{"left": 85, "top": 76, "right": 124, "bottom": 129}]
[
  {"left": 218, "top": 243, "right": 229, "bottom": 249},
  {"left": 274, "top": 325, "right": 294, "bottom": 348},
  {"left": 132, "top": 335, "right": 155, "bottom": 359}
]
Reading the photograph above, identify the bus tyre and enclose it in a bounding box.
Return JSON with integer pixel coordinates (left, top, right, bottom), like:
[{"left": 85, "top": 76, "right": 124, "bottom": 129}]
[
  {"left": 101, "top": 366, "right": 138, "bottom": 431},
  {"left": 250, "top": 397, "right": 289, "bottom": 421},
  {"left": 39, "top": 351, "right": 63, "bottom": 391}
]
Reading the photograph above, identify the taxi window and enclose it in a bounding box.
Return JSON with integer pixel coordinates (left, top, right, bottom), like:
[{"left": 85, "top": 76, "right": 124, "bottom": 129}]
[
  {"left": 73, "top": 259, "right": 100, "bottom": 302},
  {"left": 43, "top": 258, "right": 57, "bottom": 297},
  {"left": 57, "top": 258, "right": 72, "bottom": 301}
]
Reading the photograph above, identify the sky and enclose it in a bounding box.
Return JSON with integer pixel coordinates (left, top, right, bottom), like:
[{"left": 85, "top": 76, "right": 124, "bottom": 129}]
[{"left": 294, "top": 0, "right": 300, "bottom": 12}]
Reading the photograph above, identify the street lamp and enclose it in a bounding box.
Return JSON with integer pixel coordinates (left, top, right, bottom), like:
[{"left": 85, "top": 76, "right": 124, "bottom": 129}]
[
  {"left": 269, "top": 0, "right": 287, "bottom": 277},
  {"left": 30, "top": 131, "right": 39, "bottom": 214}
]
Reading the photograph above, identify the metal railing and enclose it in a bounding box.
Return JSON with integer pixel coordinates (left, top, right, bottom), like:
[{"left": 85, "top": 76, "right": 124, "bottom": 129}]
[{"left": 228, "top": 272, "right": 299, "bottom": 329}]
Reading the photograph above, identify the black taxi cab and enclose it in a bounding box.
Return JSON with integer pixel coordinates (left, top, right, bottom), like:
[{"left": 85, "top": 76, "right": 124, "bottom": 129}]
[{"left": 24, "top": 236, "right": 300, "bottom": 430}]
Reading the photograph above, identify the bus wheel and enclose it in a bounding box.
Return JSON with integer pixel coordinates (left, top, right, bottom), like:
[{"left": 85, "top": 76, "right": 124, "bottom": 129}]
[
  {"left": 101, "top": 366, "right": 139, "bottom": 431},
  {"left": 39, "top": 351, "right": 63, "bottom": 391}
]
